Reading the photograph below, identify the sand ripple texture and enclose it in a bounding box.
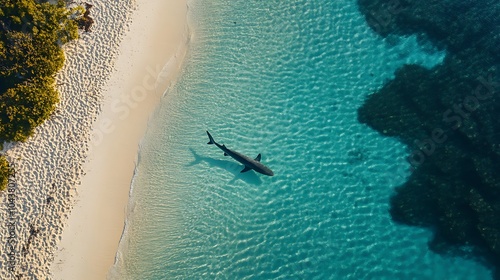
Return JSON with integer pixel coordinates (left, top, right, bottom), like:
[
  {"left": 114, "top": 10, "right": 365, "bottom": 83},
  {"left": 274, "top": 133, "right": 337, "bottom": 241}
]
[{"left": 0, "top": 1, "right": 135, "bottom": 279}]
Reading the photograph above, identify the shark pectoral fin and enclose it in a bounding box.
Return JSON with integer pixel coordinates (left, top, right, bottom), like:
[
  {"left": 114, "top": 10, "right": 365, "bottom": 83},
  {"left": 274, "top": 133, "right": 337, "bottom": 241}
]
[
  {"left": 224, "top": 152, "right": 228, "bottom": 156},
  {"left": 241, "top": 166, "right": 253, "bottom": 173},
  {"left": 255, "top": 154, "right": 261, "bottom": 162}
]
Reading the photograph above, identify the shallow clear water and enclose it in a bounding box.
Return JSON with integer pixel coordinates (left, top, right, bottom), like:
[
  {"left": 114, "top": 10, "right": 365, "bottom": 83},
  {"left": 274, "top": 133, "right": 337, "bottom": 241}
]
[{"left": 111, "top": 0, "right": 491, "bottom": 279}]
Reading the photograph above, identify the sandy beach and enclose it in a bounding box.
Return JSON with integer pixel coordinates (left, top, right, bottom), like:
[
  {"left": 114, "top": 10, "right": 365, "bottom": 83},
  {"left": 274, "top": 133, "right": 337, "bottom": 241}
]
[
  {"left": 0, "top": 0, "right": 188, "bottom": 279},
  {"left": 51, "top": 0, "right": 189, "bottom": 279}
]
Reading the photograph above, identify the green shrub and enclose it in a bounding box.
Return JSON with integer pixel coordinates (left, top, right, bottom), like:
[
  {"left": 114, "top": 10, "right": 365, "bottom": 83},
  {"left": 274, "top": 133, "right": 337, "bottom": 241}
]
[
  {"left": 0, "top": 156, "right": 10, "bottom": 191},
  {"left": 0, "top": 76, "right": 59, "bottom": 141},
  {"left": 0, "top": 0, "right": 81, "bottom": 143}
]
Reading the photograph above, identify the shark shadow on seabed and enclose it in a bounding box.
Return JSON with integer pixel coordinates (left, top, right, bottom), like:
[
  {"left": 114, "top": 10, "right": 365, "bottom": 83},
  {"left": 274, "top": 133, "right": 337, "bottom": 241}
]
[{"left": 187, "top": 148, "right": 263, "bottom": 185}]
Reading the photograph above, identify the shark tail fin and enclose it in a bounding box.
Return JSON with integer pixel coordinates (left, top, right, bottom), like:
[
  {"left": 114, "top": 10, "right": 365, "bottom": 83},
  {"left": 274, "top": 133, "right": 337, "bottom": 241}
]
[{"left": 206, "top": 131, "right": 216, "bottom": 145}]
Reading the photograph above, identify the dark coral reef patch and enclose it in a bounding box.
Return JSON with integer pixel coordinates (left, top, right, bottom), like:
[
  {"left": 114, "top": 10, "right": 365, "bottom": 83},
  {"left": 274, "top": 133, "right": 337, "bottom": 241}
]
[{"left": 357, "top": 0, "right": 500, "bottom": 277}]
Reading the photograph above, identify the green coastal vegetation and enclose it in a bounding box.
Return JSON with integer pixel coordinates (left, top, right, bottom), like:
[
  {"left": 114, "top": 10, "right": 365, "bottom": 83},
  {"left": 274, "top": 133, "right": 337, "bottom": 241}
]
[
  {"left": 0, "top": 0, "right": 86, "bottom": 191},
  {"left": 0, "top": 155, "right": 9, "bottom": 191}
]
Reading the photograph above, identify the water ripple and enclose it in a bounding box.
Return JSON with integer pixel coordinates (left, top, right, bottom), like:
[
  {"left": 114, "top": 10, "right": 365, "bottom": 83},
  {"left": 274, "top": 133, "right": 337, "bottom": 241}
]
[{"left": 112, "top": 0, "right": 489, "bottom": 279}]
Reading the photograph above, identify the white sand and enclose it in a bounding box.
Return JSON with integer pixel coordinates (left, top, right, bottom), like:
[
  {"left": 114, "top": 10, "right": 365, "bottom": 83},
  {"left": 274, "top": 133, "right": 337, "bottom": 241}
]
[
  {"left": 51, "top": 0, "right": 190, "bottom": 279},
  {"left": 0, "top": 0, "right": 189, "bottom": 279}
]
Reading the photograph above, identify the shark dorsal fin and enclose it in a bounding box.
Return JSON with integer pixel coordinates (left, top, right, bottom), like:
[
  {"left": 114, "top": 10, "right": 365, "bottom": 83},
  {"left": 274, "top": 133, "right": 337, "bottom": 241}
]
[{"left": 255, "top": 154, "right": 261, "bottom": 162}]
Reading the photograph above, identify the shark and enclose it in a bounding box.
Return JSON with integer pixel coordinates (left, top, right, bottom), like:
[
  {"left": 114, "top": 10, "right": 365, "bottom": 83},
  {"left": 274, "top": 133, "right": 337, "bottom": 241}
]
[{"left": 206, "top": 131, "right": 274, "bottom": 176}]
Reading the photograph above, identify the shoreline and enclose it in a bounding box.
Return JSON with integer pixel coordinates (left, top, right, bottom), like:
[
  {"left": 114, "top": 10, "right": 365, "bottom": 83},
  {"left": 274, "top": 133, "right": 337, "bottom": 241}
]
[
  {"left": 51, "top": 0, "right": 189, "bottom": 279},
  {"left": 0, "top": 1, "right": 137, "bottom": 278}
]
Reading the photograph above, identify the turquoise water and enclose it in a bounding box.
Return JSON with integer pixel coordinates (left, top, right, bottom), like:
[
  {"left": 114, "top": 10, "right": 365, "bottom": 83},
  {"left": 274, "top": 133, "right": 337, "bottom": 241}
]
[{"left": 111, "top": 0, "right": 492, "bottom": 279}]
